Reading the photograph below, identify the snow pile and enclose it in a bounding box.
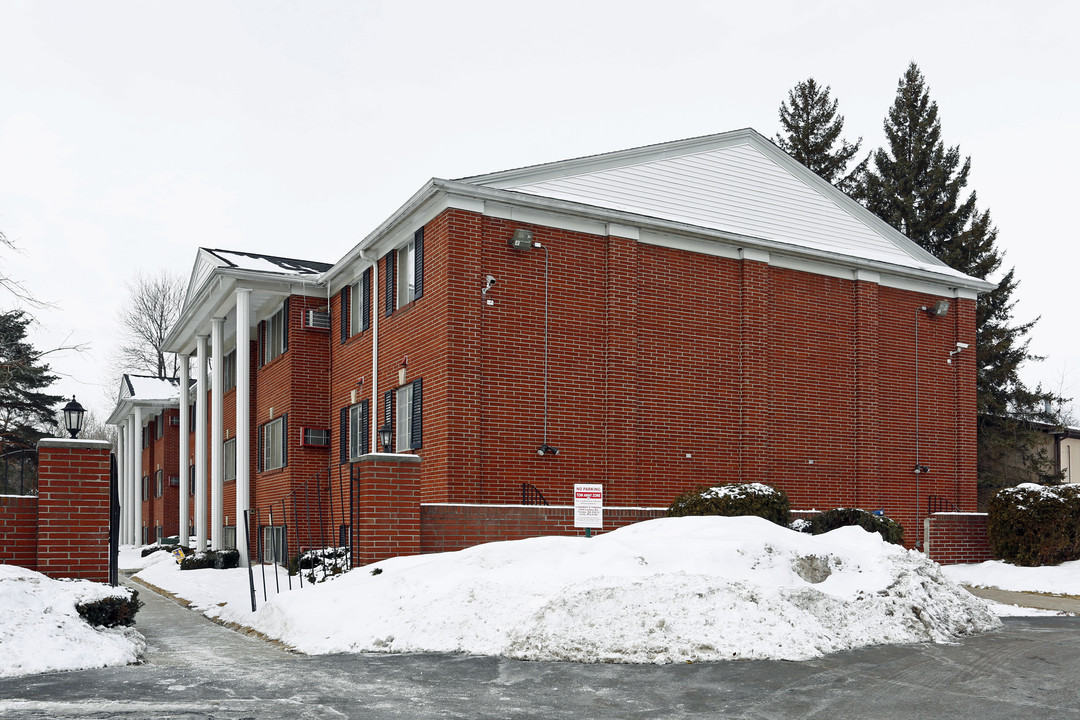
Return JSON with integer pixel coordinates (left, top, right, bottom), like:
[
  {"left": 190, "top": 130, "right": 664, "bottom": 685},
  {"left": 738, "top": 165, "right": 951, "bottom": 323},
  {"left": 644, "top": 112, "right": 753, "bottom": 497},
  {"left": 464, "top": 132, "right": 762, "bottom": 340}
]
[
  {"left": 0, "top": 566, "right": 145, "bottom": 678},
  {"left": 945, "top": 558, "right": 1080, "bottom": 595},
  {"left": 700, "top": 482, "right": 778, "bottom": 500},
  {"left": 140, "top": 515, "right": 1000, "bottom": 663}
]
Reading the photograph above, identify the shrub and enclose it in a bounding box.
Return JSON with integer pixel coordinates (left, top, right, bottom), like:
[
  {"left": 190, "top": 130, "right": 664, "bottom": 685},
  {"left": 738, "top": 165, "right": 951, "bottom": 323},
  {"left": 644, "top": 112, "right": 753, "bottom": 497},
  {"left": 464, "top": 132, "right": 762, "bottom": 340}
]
[
  {"left": 180, "top": 548, "right": 240, "bottom": 571},
  {"left": 806, "top": 508, "right": 904, "bottom": 545},
  {"left": 140, "top": 544, "right": 167, "bottom": 558},
  {"left": 77, "top": 590, "right": 143, "bottom": 628},
  {"left": 987, "top": 483, "right": 1080, "bottom": 566},
  {"left": 667, "top": 483, "right": 790, "bottom": 526}
]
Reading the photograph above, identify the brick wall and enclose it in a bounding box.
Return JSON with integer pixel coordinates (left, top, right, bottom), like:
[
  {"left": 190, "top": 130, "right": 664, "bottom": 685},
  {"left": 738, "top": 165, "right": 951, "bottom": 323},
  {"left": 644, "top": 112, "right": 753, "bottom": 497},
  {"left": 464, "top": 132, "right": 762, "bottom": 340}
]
[
  {"left": 36, "top": 439, "right": 113, "bottom": 582},
  {"left": 924, "top": 512, "right": 994, "bottom": 565},
  {"left": 420, "top": 504, "right": 667, "bottom": 554},
  {"left": 324, "top": 207, "right": 977, "bottom": 553},
  {"left": 352, "top": 454, "right": 421, "bottom": 565},
  {"left": 0, "top": 494, "right": 38, "bottom": 569}
]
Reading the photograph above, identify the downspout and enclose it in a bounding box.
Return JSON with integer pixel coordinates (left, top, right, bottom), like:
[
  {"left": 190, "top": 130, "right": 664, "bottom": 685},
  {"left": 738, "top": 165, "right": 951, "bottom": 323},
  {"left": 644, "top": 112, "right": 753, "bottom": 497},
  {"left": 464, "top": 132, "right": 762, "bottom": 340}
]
[{"left": 363, "top": 251, "right": 379, "bottom": 452}]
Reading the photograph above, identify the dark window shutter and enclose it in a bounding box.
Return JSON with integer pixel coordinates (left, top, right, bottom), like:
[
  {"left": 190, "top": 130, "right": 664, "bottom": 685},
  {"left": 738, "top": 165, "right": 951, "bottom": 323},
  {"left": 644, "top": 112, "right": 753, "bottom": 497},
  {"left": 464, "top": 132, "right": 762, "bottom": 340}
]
[
  {"left": 410, "top": 378, "right": 422, "bottom": 450},
  {"left": 258, "top": 321, "right": 266, "bottom": 367},
  {"left": 385, "top": 250, "right": 395, "bottom": 317},
  {"left": 383, "top": 389, "right": 394, "bottom": 452},
  {"left": 339, "top": 407, "right": 348, "bottom": 463},
  {"left": 257, "top": 423, "right": 264, "bottom": 472},
  {"left": 360, "top": 399, "right": 370, "bottom": 455},
  {"left": 414, "top": 227, "right": 424, "bottom": 301},
  {"left": 281, "top": 414, "right": 288, "bottom": 467},
  {"left": 340, "top": 286, "right": 350, "bottom": 344},
  {"left": 361, "top": 268, "right": 371, "bottom": 331},
  {"left": 282, "top": 298, "right": 290, "bottom": 353}
]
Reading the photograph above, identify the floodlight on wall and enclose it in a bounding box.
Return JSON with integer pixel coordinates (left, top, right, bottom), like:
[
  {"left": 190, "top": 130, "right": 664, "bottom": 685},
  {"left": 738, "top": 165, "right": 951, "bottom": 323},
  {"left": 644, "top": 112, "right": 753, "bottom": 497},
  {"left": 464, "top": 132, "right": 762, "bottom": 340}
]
[
  {"left": 536, "top": 443, "right": 559, "bottom": 456},
  {"left": 508, "top": 229, "right": 534, "bottom": 251},
  {"left": 62, "top": 396, "right": 86, "bottom": 439},
  {"left": 922, "top": 300, "right": 950, "bottom": 318}
]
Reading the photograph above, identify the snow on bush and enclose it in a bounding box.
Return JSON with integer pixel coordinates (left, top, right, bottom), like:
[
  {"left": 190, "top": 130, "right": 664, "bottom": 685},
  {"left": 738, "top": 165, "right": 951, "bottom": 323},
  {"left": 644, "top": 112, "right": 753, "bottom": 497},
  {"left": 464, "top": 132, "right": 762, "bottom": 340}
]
[
  {"left": 0, "top": 566, "right": 146, "bottom": 678},
  {"left": 247, "top": 515, "right": 999, "bottom": 663},
  {"left": 668, "top": 482, "right": 790, "bottom": 525}
]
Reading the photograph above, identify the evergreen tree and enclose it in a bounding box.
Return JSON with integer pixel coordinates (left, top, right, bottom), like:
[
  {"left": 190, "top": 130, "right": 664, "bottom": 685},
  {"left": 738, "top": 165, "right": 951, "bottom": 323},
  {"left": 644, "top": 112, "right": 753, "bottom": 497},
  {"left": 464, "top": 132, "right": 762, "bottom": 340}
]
[
  {"left": 0, "top": 310, "right": 64, "bottom": 493},
  {"left": 776, "top": 78, "right": 866, "bottom": 193},
  {"left": 859, "top": 63, "right": 1060, "bottom": 488}
]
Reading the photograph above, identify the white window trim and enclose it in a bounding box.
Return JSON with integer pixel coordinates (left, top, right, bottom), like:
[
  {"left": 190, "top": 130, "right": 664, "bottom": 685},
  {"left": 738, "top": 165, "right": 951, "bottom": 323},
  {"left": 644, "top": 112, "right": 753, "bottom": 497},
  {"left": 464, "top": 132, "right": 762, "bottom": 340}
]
[
  {"left": 397, "top": 239, "right": 415, "bottom": 308},
  {"left": 266, "top": 304, "right": 286, "bottom": 362},
  {"left": 264, "top": 417, "right": 284, "bottom": 471},
  {"left": 224, "top": 438, "right": 237, "bottom": 482},
  {"left": 396, "top": 383, "right": 413, "bottom": 451},
  {"left": 349, "top": 403, "right": 365, "bottom": 459}
]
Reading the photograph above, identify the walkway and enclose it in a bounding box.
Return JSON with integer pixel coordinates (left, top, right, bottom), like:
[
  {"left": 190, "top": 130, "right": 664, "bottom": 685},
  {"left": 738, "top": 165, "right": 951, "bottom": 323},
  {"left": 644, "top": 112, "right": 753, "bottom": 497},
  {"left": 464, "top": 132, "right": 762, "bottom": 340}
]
[{"left": 1, "top": 580, "right": 1080, "bottom": 718}]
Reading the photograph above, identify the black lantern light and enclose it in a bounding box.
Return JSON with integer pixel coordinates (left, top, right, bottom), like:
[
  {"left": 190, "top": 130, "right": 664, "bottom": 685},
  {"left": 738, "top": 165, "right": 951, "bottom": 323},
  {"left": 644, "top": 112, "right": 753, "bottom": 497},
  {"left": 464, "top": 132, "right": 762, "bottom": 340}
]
[
  {"left": 62, "top": 396, "right": 86, "bottom": 439},
  {"left": 378, "top": 423, "right": 392, "bottom": 453}
]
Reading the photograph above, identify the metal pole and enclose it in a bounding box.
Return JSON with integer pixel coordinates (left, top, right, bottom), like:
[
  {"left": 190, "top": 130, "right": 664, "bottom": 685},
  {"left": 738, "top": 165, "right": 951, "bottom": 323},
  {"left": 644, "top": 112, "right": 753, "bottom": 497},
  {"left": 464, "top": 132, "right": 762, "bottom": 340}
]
[{"left": 245, "top": 510, "right": 257, "bottom": 612}]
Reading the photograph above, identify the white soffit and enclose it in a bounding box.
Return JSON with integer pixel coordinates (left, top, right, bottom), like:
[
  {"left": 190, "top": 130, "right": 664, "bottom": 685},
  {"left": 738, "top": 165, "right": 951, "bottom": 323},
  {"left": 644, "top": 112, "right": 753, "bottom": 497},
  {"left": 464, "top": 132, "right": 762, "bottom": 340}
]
[{"left": 468, "top": 132, "right": 972, "bottom": 283}]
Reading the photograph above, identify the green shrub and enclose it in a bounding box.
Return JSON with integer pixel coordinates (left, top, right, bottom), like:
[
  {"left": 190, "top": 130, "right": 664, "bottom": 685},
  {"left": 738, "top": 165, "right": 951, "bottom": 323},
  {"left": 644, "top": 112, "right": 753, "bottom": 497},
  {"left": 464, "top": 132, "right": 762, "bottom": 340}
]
[
  {"left": 180, "top": 548, "right": 240, "bottom": 571},
  {"left": 806, "top": 508, "right": 904, "bottom": 545},
  {"left": 140, "top": 544, "right": 167, "bottom": 558},
  {"left": 76, "top": 590, "right": 143, "bottom": 627},
  {"left": 988, "top": 483, "right": 1080, "bottom": 566},
  {"left": 667, "top": 483, "right": 790, "bottom": 526}
]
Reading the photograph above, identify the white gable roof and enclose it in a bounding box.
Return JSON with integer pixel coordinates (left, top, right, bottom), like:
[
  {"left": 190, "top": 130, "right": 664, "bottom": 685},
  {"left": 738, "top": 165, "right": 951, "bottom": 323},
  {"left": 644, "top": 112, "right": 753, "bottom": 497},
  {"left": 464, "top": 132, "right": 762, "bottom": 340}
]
[{"left": 461, "top": 129, "right": 975, "bottom": 284}]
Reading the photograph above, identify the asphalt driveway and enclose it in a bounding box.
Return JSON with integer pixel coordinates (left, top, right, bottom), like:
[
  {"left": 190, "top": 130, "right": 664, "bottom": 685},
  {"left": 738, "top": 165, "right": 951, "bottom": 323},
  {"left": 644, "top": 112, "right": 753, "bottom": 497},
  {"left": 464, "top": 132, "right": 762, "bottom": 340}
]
[{"left": 1, "top": 579, "right": 1079, "bottom": 719}]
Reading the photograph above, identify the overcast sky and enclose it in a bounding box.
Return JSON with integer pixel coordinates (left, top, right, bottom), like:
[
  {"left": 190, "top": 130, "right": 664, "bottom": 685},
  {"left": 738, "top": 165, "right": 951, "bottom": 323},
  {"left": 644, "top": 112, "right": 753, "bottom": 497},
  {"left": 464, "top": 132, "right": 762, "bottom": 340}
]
[{"left": 1, "top": 0, "right": 1077, "bottom": 422}]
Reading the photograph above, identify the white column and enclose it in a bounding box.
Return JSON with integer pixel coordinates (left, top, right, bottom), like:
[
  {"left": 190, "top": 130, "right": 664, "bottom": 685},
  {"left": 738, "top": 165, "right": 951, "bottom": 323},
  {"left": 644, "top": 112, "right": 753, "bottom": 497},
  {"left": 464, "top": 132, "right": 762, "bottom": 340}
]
[
  {"left": 235, "top": 290, "right": 251, "bottom": 565},
  {"left": 371, "top": 258, "right": 379, "bottom": 451},
  {"left": 178, "top": 353, "right": 190, "bottom": 546},
  {"left": 195, "top": 334, "right": 209, "bottom": 553},
  {"left": 133, "top": 405, "right": 143, "bottom": 545},
  {"left": 117, "top": 424, "right": 127, "bottom": 544},
  {"left": 211, "top": 317, "right": 225, "bottom": 551},
  {"left": 126, "top": 416, "right": 137, "bottom": 545}
]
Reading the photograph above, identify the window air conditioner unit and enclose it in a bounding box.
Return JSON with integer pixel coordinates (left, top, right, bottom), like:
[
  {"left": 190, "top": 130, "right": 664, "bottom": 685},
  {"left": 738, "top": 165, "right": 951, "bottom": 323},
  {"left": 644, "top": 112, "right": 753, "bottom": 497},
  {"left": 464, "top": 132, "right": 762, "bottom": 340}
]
[
  {"left": 301, "top": 427, "right": 331, "bottom": 447},
  {"left": 305, "top": 309, "right": 331, "bottom": 330}
]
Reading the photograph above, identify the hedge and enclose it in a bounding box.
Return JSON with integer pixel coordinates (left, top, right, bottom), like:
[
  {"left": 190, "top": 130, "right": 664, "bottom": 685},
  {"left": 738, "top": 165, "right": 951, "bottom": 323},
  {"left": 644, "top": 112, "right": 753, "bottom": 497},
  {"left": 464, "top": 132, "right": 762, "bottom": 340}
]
[
  {"left": 77, "top": 590, "right": 143, "bottom": 628},
  {"left": 804, "top": 508, "right": 904, "bottom": 545},
  {"left": 987, "top": 483, "right": 1080, "bottom": 566},
  {"left": 667, "top": 483, "right": 790, "bottom": 526}
]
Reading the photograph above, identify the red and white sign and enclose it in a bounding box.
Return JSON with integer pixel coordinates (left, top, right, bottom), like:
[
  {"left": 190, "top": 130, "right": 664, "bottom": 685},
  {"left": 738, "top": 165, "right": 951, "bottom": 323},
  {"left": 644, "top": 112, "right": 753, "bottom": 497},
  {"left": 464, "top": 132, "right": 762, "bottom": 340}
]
[{"left": 574, "top": 483, "right": 603, "bottom": 529}]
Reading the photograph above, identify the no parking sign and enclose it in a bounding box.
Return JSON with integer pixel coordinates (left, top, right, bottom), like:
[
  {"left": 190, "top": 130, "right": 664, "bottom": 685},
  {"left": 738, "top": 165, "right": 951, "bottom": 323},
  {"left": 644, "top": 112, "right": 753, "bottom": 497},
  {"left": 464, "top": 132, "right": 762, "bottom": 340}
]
[{"left": 574, "top": 483, "right": 603, "bottom": 529}]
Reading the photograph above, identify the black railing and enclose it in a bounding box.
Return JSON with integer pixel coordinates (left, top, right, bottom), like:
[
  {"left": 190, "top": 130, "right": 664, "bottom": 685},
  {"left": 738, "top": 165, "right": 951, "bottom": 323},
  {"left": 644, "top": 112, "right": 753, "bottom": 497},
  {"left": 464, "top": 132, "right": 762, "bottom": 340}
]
[
  {"left": 522, "top": 482, "right": 549, "bottom": 506},
  {"left": 927, "top": 495, "right": 961, "bottom": 514}
]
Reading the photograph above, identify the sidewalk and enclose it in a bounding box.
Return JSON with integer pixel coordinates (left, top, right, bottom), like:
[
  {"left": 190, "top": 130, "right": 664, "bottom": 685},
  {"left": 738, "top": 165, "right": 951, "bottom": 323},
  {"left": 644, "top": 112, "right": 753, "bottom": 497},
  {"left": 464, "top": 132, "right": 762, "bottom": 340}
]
[{"left": 965, "top": 586, "right": 1080, "bottom": 614}]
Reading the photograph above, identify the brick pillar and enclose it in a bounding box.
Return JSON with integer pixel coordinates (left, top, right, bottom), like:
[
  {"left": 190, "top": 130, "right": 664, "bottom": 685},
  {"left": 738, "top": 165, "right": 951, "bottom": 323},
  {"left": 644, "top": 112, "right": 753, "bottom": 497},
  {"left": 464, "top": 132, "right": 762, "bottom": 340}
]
[
  {"left": 605, "top": 230, "right": 640, "bottom": 505},
  {"left": 352, "top": 453, "right": 420, "bottom": 566},
  {"left": 854, "top": 273, "right": 881, "bottom": 508},
  {"left": 36, "top": 438, "right": 113, "bottom": 582},
  {"left": 739, "top": 250, "right": 770, "bottom": 483}
]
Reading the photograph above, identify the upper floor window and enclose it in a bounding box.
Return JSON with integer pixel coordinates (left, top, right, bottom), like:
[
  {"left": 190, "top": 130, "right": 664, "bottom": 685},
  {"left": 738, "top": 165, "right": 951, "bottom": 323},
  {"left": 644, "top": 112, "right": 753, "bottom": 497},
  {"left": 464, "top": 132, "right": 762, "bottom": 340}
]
[
  {"left": 261, "top": 416, "right": 286, "bottom": 472},
  {"left": 223, "top": 349, "right": 237, "bottom": 392},
  {"left": 385, "top": 227, "right": 424, "bottom": 316},
  {"left": 350, "top": 267, "right": 372, "bottom": 337},
  {"left": 154, "top": 469, "right": 163, "bottom": 498},
  {"left": 260, "top": 299, "right": 289, "bottom": 366}
]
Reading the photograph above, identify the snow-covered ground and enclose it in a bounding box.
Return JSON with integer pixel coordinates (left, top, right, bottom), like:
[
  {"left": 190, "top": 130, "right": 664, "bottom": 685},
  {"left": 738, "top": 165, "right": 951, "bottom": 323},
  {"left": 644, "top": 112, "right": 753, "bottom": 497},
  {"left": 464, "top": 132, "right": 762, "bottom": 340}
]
[
  {"left": 6, "top": 515, "right": 1079, "bottom": 679},
  {"left": 134, "top": 516, "right": 1003, "bottom": 663},
  {"left": 0, "top": 565, "right": 145, "bottom": 678}
]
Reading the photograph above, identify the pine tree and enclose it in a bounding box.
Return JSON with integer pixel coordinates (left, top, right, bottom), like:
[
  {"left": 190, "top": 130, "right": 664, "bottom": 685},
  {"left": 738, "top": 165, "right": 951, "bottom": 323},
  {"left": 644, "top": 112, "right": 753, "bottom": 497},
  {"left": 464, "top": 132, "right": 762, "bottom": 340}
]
[
  {"left": 859, "top": 63, "right": 1060, "bottom": 488},
  {"left": 776, "top": 78, "right": 866, "bottom": 193},
  {"left": 0, "top": 310, "right": 64, "bottom": 493}
]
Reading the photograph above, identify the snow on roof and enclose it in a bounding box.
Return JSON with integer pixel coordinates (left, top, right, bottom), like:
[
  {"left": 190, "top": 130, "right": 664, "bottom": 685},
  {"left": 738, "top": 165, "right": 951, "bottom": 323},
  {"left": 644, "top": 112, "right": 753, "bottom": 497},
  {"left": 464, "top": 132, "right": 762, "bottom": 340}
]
[
  {"left": 205, "top": 249, "right": 332, "bottom": 276},
  {"left": 121, "top": 375, "right": 185, "bottom": 403},
  {"left": 461, "top": 129, "right": 974, "bottom": 283}
]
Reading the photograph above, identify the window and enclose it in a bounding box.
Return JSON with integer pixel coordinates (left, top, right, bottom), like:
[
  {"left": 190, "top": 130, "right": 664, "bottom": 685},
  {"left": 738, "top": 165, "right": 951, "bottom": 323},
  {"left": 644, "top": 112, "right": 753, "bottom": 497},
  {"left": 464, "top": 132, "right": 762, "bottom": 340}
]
[
  {"left": 260, "top": 300, "right": 289, "bottom": 365},
  {"left": 224, "top": 438, "right": 236, "bottom": 482},
  {"left": 141, "top": 526, "right": 149, "bottom": 545},
  {"left": 223, "top": 349, "right": 237, "bottom": 393},
  {"left": 388, "top": 378, "right": 422, "bottom": 452},
  {"left": 155, "top": 469, "right": 163, "bottom": 498},
  {"left": 142, "top": 475, "right": 149, "bottom": 501},
  {"left": 189, "top": 464, "right": 195, "bottom": 496},
  {"left": 347, "top": 268, "right": 372, "bottom": 338},
  {"left": 262, "top": 416, "right": 286, "bottom": 471},
  {"left": 222, "top": 525, "right": 236, "bottom": 550},
  {"left": 347, "top": 401, "right": 369, "bottom": 460},
  {"left": 155, "top": 525, "right": 163, "bottom": 542},
  {"left": 386, "top": 227, "right": 424, "bottom": 316},
  {"left": 155, "top": 417, "right": 163, "bottom": 439},
  {"left": 260, "top": 525, "right": 287, "bottom": 565}
]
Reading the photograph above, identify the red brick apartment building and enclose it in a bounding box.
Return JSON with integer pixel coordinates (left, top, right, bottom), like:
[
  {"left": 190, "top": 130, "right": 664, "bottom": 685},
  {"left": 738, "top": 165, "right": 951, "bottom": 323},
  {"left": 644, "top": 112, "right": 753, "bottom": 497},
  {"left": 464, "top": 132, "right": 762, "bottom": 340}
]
[{"left": 109, "top": 128, "right": 992, "bottom": 564}]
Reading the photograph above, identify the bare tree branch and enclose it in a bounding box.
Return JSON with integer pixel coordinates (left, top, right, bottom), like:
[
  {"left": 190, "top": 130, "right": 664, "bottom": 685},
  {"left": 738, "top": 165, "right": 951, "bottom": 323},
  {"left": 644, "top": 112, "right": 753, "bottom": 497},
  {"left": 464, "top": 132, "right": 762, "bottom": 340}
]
[
  {"left": 114, "top": 269, "right": 184, "bottom": 378},
  {"left": 0, "top": 230, "right": 48, "bottom": 309}
]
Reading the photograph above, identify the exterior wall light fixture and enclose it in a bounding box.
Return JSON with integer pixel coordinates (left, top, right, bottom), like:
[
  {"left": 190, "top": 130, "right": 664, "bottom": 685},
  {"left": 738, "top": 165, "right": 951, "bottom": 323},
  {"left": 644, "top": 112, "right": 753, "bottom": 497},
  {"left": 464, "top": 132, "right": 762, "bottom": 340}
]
[
  {"left": 922, "top": 300, "right": 950, "bottom": 318},
  {"left": 62, "top": 396, "right": 86, "bottom": 439},
  {"left": 508, "top": 229, "right": 534, "bottom": 251},
  {"left": 378, "top": 423, "right": 392, "bottom": 453},
  {"left": 536, "top": 443, "right": 559, "bottom": 456}
]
